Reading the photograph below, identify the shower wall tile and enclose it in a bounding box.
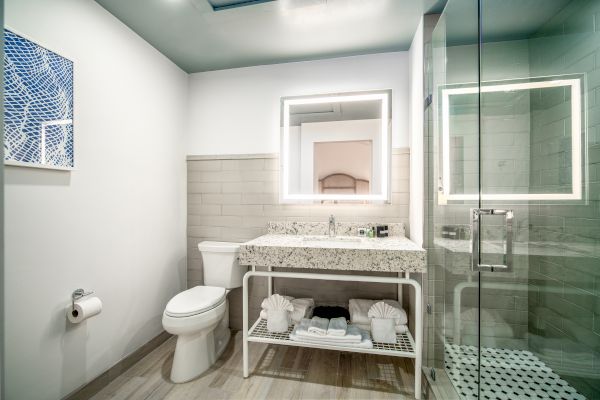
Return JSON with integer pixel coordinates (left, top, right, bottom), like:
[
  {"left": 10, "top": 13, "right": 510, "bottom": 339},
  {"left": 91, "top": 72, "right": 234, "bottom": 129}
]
[{"left": 525, "top": 3, "right": 600, "bottom": 397}]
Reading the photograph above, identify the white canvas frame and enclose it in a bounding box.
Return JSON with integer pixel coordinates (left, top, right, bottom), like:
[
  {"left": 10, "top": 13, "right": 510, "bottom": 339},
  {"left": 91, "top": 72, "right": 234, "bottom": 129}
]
[{"left": 3, "top": 26, "right": 75, "bottom": 171}]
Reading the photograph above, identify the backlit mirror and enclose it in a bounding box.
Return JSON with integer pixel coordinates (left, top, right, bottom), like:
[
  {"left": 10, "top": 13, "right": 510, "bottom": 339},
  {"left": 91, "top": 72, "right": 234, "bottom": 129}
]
[
  {"left": 439, "top": 77, "right": 584, "bottom": 202},
  {"left": 280, "top": 90, "right": 392, "bottom": 203}
]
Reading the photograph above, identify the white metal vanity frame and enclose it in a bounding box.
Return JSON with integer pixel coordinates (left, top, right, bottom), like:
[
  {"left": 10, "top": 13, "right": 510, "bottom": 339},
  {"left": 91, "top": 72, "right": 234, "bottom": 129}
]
[{"left": 241, "top": 268, "right": 423, "bottom": 400}]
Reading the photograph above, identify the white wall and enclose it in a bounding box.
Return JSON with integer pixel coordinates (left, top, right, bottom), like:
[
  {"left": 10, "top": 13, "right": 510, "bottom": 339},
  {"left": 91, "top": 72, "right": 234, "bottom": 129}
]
[
  {"left": 409, "top": 18, "right": 424, "bottom": 247},
  {"left": 4, "top": 1, "right": 188, "bottom": 399},
  {"left": 0, "top": 1, "right": 4, "bottom": 397},
  {"left": 186, "top": 52, "right": 409, "bottom": 155}
]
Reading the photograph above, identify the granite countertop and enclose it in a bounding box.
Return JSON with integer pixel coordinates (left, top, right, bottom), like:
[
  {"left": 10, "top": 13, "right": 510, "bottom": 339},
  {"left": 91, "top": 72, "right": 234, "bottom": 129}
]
[{"left": 239, "top": 230, "right": 426, "bottom": 273}]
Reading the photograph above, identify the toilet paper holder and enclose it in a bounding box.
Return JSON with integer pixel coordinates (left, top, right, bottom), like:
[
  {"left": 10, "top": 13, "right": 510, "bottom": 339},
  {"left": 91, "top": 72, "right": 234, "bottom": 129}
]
[{"left": 71, "top": 288, "right": 94, "bottom": 311}]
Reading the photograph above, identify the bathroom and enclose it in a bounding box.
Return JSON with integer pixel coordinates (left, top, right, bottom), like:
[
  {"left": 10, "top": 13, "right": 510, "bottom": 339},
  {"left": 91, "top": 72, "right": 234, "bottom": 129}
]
[{"left": 2, "top": 0, "right": 599, "bottom": 399}]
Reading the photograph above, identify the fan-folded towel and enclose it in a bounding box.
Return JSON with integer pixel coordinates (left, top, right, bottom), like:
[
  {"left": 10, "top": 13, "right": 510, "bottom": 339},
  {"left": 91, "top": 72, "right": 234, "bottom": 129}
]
[
  {"left": 349, "top": 299, "right": 407, "bottom": 326},
  {"left": 260, "top": 297, "right": 314, "bottom": 324}
]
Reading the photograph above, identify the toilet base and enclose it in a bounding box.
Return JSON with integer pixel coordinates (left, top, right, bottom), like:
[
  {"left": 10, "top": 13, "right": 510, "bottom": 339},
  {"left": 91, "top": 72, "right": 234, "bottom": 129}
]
[
  {"left": 213, "top": 301, "right": 230, "bottom": 358},
  {"left": 171, "top": 330, "right": 215, "bottom": 383},
  {"left": 169, "top": 302, "right": 231, "bottom": 383}
]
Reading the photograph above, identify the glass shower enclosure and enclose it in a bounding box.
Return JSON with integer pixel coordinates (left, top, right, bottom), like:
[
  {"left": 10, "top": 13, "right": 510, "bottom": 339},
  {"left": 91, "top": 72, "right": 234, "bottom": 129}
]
[{"left": 425, "top": 1, "right": 600, "bottom": 399}]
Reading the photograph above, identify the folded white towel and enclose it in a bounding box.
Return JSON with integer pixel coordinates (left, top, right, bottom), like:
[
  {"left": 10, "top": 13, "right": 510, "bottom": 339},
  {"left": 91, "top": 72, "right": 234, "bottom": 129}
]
[
  {"left": 267, "top": 309, "right": 290, "bottom": 333},
  {"left": 354, "top": 323, "right": 408, "bottom": 334},
  {"left": 290, "top": 298, "right": 315, "bottom": 323},
  {"left": 327, "top": 317, "right": 347, "bottom": 336},
  {"left": 307, "top": 316, "right": 329, "bottom": 336},
  {"left": 349, "top": 299, "right": 407, "bottom": 326},
  {"left": 260, "top": 297, "right": 314, "bottom": 325},
  {"left": 371, "top": 318, "right": 396, "bottom": 344},
  {"left": 290, "top": 325, "right": 373, "bottom": 349},
  {"left": 263, "top": 294, "right": 294, "bottom": 333},
  {"left": 294, "top": 318, "right": 362, "bottom": 343}
]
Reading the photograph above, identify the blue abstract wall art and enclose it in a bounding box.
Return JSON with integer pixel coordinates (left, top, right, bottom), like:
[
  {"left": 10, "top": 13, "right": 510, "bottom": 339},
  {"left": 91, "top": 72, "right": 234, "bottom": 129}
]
[{"left": 4, "top": 29, "right": 74, "bottom": 169}]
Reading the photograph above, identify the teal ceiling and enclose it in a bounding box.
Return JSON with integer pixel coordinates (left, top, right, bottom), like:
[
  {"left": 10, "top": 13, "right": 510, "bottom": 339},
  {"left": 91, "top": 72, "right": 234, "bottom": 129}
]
[
  {"left": 95, "top": 0, "right": 429, "bottom": 73},
  {"left": 443, "top": 0, "right": 572, "bottom": 45}
]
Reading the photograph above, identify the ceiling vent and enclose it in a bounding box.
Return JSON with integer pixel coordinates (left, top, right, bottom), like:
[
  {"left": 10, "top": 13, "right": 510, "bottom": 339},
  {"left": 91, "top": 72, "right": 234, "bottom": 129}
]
[{"left": 206, "top": 0, "right": 276, "bottom": 11}]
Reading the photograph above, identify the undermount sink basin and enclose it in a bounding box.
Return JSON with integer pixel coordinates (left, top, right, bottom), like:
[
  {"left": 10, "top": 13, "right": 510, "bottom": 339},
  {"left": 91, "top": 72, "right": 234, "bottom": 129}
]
[{"left": 302, "top": 235, "right": 363, "bottom": 243}]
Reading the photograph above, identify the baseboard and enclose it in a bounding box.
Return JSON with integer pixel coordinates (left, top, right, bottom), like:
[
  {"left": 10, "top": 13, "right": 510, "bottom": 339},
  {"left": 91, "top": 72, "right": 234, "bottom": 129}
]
[{"left": 63, "top": 331, "right": 172, "bottom": 400}]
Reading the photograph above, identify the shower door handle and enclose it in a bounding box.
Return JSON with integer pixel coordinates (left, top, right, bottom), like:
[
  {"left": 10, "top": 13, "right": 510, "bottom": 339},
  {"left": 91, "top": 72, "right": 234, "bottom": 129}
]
[{"left": 470, "top": 208, "right": 514, "bottom": 272}]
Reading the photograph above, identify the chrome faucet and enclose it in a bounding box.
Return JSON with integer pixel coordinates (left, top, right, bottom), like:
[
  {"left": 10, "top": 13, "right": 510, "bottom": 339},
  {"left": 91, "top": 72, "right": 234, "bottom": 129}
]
[{"left": 328, "top": 214, "right": 336, "bottom": 237}]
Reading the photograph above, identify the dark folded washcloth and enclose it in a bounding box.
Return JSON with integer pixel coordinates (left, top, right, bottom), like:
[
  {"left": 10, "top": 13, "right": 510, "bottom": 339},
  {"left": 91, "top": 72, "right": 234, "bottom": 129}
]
[{"left": 312, "top": 306, "right": 350, "bottom": 321}]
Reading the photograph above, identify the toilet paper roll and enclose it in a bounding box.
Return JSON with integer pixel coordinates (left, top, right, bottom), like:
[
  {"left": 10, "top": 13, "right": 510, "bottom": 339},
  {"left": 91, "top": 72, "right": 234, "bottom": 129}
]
[{"left": 67, "top": 296, "right": 102, "bottom": 324}]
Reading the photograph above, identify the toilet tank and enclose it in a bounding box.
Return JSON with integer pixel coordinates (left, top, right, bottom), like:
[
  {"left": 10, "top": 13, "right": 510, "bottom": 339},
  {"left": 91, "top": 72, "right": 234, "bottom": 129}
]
[{"left": 197, "top": 241, "right": 246, "bottom": 289}]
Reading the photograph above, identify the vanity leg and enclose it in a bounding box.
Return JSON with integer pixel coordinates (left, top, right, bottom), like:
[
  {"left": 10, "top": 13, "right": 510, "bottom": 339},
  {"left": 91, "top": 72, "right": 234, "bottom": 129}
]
[
  {"left": 243, "top": 273, "right": 249, "bottom": 378},
  {"left": 397, "top": 272, "right": 403, "bottom": 306},
  {"left": 414, "top": 280, "right": 423, "bottom": 400},
  {"left": 267, "top": 266, "right": 273, "bottom": 296}
]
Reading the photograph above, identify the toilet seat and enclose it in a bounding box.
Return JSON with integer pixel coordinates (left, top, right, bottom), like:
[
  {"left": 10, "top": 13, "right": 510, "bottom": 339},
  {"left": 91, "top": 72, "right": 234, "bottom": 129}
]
[{"left": 165, "top": 286, "right": 226, "bottom": 318}]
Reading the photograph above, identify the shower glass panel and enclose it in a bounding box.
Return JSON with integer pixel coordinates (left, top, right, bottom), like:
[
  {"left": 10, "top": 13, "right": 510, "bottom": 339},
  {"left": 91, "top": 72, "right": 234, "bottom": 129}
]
[
  {"left": 479, "top": 1, "right": 598, "bottom": 398},
  {"left": 428, "top": 0, "right": 482, "bottom": 397},
  {"left": 428, "top": 1, "right": 600, "bottom": 399}
]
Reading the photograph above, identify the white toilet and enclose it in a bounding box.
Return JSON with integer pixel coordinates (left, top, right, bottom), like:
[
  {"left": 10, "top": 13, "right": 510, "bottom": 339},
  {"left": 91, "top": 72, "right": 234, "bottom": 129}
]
[{"left": 162, "top": 241, "right": 246, "bottom": 383}]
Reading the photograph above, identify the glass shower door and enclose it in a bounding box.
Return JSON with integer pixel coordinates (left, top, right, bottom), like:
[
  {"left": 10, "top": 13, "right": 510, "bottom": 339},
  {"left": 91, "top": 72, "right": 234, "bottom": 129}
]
[
  {"left": 431, "top": 1, "right": 600, "bottom": 399},
  {"left": 429, "top": 0, "right": 483, "bottom": 398},
  {"left": 477, "top": 1, "right": 599, "bottom": 399}
]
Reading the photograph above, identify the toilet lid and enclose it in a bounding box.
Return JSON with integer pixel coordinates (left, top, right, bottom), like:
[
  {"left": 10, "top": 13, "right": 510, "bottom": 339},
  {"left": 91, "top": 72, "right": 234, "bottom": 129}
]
[{"left": 165, "top": 286, "right": 226, "bottom": 317}]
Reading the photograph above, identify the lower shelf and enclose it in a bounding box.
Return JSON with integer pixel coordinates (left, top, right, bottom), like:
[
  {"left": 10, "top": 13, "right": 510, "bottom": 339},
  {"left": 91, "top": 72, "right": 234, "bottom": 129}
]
[{"left": 247, "top": 318, "right": 416, "bottom": 358}]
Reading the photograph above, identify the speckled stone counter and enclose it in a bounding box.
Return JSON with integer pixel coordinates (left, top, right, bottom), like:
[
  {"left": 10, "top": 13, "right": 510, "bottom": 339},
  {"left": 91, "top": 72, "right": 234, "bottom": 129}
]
[
  {"left": 239, "top": 223, "right": 426, "bottom": 272},
  {"left": 267, "top": 221, "right": 406, "bottom": 237}
]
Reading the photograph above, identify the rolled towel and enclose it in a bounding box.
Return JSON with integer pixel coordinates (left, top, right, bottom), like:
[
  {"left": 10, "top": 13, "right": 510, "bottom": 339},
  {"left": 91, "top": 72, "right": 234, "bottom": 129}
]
[
  {"left": 263, "top": 294, "right": 294, "bottom": 333},
  {"left": 327, "top": 317, "right": 348, "bottom": 336},
  {"left": 295, "top": 319, "right": 362, "bottom": 343},
  {"left": 307, "top": 316, "right": 329, "bottom": 336},
  {"left": 349, "top": 299, "right": 407, "bottom": 326}
]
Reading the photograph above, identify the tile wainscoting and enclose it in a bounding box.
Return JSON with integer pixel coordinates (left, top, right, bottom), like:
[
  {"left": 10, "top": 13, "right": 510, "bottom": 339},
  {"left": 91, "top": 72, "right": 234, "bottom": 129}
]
[{"left": 186, "top": 149, "right": 410, "bottom": 329}]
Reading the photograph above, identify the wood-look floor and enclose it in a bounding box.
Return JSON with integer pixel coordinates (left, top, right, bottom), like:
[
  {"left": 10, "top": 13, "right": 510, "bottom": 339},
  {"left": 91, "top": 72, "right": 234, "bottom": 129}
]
[{"left": 89, "top": 330, "right": 418, "bottom": 400}]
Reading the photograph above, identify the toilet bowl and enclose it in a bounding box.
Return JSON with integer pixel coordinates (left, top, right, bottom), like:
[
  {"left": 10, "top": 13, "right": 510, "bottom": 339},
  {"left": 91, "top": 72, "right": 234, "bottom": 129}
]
[{"left": 162, "top": 241, "right": 245, "bottom": 383}]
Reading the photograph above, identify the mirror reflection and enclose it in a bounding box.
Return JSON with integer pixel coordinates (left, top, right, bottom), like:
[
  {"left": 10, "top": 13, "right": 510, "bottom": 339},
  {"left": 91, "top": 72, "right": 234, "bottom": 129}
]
[
  {"left": 440, "top": 77, "right": 583, "bottom": 201},
  {"left": 281, "top": 91, "right": 391, "bottom": 202}
]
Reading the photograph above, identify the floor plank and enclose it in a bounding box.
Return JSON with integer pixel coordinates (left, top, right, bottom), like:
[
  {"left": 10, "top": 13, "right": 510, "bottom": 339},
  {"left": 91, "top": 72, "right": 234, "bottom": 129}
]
[{"left": 92, "top": 330, "right": 417, "bottom": 400}]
